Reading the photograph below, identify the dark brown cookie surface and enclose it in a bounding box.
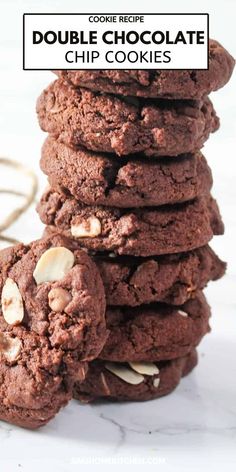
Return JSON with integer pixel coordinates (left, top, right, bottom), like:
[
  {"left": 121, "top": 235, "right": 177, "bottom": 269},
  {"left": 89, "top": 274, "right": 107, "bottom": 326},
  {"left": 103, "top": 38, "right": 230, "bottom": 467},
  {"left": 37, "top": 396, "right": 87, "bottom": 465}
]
[
  {"left": 41, "top": 137, "right": 213, "bottom": 208},
  {"left": 42, "top": 228, "right": 226, "bottom": 306},
  {"left": 55, "top": 40, "right": 234, "bottom": 99},
  {"left": 100, "top": 292, "right": 210, "bottom": 362},
  {"left": 0, "top": 331, "right": 88, "bottom": 429},
  {"left": 36, "top": 79, "right": 219, "bottom": 157},
  {"left": 95, "top": 246, "right": 226, "bottom": 306},
  {"left": 74, "top": 349, "right": 198, "bottom": 402},
  {"left": 37, "top": 189, "right": 224, "bottom": 257},
  {"left": 0, "top": 235, "right": 106, "bottom": 428}
]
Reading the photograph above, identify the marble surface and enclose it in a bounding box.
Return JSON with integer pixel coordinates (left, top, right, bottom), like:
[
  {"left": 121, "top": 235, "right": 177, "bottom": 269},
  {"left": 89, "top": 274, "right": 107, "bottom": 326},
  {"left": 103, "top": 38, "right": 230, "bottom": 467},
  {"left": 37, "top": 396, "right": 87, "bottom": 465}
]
[
  {"left": 0, "top": 1, "right": 236, "bottom": 471},
  {"left": 0, "top": 295, "right": 235, "bottom": 472}
]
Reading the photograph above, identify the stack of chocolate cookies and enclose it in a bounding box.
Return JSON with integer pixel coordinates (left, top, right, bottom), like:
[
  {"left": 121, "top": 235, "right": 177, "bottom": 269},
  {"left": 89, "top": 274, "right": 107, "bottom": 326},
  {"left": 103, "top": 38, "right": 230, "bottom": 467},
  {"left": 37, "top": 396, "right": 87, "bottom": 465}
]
[{"left": 36, "top": 40, "right": 234, "bottom": 402}]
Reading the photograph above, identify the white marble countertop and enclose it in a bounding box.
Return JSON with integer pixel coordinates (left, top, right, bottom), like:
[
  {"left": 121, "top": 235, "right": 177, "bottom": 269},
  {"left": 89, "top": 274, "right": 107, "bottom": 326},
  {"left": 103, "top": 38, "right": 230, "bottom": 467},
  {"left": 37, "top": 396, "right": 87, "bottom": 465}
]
[
  {"left": 0, "top": 296, "right": 235, "bottom": 472},
  {"left": 0, "top": 1, "right": 236, "bottom": 471}
]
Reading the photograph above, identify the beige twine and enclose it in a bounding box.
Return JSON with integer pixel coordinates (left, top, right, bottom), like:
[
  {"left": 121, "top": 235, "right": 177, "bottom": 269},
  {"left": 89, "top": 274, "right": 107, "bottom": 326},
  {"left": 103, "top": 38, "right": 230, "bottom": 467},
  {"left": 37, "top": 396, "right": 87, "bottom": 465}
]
[{"left": 0, "top": 157, "right": 38, "bottom": 245}]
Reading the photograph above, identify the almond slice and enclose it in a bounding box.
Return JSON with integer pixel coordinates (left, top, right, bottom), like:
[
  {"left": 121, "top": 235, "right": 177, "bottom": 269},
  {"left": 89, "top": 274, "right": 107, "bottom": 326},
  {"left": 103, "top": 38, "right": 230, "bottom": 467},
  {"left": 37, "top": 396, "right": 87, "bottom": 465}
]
[
  {"left": 1, "top": 278, "right": 24, "bottom": 325},
  {"left": 33, "top": 247, "right": 75, "bottom": 284},
  {"left": 129, "top": 361, "right": 160, "bottom": 376},
  {"left": 178, "top": 310, "right": 188, "bottom": 317},
  {"left": 48, "top": 287, "right": 72, "bottom": 312},
  {"left": 71, "top": 216, "right": 101, "bottom": 238},
  {"left": 153, "top": 377, "right": 160, "bottom": 388},
  {"left": 105, "top": 362, "right": 144, "bottom": 385},
  {"left": 0, "top": 333, "right": 22, "bottom": 362}
]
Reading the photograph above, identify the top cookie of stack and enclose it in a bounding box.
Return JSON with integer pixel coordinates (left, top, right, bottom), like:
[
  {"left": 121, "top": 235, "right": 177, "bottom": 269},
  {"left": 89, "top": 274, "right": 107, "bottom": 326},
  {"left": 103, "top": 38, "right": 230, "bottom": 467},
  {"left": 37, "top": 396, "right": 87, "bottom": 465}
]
[
  {"left": 37, "top": 41, "right": 234, "bottom": 159},
  {"left": 54, "top": 40, "right": 234, "bottom": 99}
]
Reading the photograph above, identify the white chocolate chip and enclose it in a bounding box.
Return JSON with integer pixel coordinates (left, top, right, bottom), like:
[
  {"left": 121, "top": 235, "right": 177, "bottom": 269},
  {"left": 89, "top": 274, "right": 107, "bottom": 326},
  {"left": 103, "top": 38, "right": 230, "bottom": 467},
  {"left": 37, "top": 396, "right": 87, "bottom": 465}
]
[
  {"left": 71, "top": 216, "right": 101, "bottom": 238},
  {"left": 153, "top": 377, "right": 160, "bottom": 388},
  {"left": 33, "top": 247, "right": 75, "bottom": 285},
  {"left": 129, "top": 361, "right": 160, "bottom": 376},
  {"left": 105, "top": 362, "right": 144, "bottom": 385},
  {"left": 0, "top": 333, "right": 22, "bottom": 362},
  {"left": 48, "top": 287, "right": 72, "bottom": 312},
  {"left": 178, "top": 310, "right": 188, "bottom": 318},
  {"left": 1, "top": 278, "right": 24, "bottom": 325}
]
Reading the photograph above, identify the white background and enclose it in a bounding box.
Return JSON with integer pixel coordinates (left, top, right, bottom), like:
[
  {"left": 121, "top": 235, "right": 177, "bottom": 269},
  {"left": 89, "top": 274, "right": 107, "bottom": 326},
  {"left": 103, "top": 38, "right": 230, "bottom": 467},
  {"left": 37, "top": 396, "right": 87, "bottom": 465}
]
[{"left": 0, "top": 0, "right": 235, "bottom": 471}]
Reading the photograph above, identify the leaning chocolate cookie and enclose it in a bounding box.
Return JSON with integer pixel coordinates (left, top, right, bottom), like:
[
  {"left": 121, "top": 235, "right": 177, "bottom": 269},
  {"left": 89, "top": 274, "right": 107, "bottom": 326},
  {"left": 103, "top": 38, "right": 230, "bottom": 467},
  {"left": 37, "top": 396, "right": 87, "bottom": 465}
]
[
  {"left": 74, "top": 349, "right": 198, "bottom": 402},
  {"left": 36, "top": 79, "right": 219, "bottom": 157},
  {"left": 55, "top": 40, "right": 234, "bottom": 99},
  {"left": 0, "top": 235, "right": 106, "bottom": 428},
  {"left": 41, "top": 137, "right": 213, "bottom": 208},
  {"left": 100, "top": 292, "right": 210, "bottom": 362},
  {"left": 37, "top": 189, "right": 224, "bottom": 257}
]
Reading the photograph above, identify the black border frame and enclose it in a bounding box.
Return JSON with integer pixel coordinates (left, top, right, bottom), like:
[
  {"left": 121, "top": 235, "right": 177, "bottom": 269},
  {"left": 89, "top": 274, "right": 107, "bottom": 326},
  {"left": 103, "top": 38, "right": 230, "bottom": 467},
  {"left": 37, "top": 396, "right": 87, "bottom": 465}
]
[{"left": 23, "top": 13, "right": 209, "bottom": 70}]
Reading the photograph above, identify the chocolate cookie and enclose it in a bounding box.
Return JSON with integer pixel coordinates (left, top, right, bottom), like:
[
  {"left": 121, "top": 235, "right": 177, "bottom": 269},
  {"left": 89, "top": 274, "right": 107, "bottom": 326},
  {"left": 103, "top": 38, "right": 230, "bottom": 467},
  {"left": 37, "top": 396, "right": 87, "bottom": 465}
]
[
  {"left": 0, "top": 235, "right": 106, "bottom": 428},
  {"left": 55, "top": 41, "right": 234, "bottom": 99},
  {"left": 41, "top": 137, "right": 213, "bottom": 208},
  {"left": 42, "top": 227, "right": 226, "bottom": 306},
  {"left": 74, "top": 349, "right": 198, "bottom": 402},
  {"left": 100, "top": 292, "right": 210, "bottom": 362},
  {"left": 36, "top": 79, "right": 219, "bottom": 157},
  {"left": 95, "top": 246, "right": 226, "bottom": 306},
  {"left": 37, "top": 189, "right": 224, "bottom": 257}
]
